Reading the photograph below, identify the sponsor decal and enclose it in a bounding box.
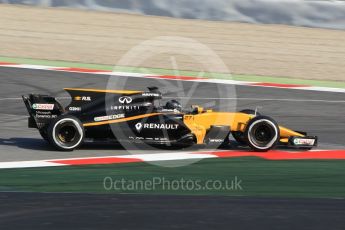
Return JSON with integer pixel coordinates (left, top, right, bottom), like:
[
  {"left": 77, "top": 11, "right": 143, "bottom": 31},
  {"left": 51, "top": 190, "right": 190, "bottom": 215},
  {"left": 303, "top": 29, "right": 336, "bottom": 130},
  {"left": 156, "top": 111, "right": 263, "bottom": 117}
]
[
  {"left": 68, "top": 107, "right": 81, "bottom": 112},
  {"left": 129, "top": 136, "right": 168, "bottom": 142},
  {"left": 119, "top": 96, "right": 132, "bottom": 104},
  {"left": 129, "top": 136, "right": 168, "bottom": 141},
  {"left": 36, "top": 114, "right": 57, "bottom": 119},
  {"left": 36, "top": 111, "right": 51, "bottom": 115},
  {"left": 154, "top": 137, "right": 168, "bottom": 141},
  {"left": 94, "top": 114, "right": 125, "bottom": 122},
  {"left": 35, "top": 111, "right": 57, "bottom": 119},
  {"left": 74, "top": 96, "right": 91, "bottom": 101},
  {"left": 142, "top": 92, "right": 160, "bottom": 97},
  {"left": 293, "top": 138, "right": 315, "bottom": 146},
  {"left": 128, "top": 136, "right": 144, "bottom": 140},
  {"left": 208, "top": 139, "right": 224, "bottom": 143},
  {"left": 135, "top": 122, "right": 179, "bottom": 132},
  {"left": 32, "top": 103, "right": 54, "bottom": 110},
  {"left": 111, "top": 105, "right": 140, "bottom": 110}
]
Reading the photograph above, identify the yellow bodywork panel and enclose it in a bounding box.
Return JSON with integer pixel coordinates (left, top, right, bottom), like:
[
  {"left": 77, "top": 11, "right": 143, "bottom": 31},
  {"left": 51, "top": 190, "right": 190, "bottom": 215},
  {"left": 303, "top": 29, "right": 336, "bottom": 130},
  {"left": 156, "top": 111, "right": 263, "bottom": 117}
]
[
  {"left": 279, "top": 126, "right": 304, "bottom": 138},
  {"left": 279, "top": 138, "right": 289, "bottom": 143},
  {"left": 183, "top": 112, "right": 252, "bottom": 144},
  {"left": 183, "top": 112, "right": 305, "bottom": 144}
]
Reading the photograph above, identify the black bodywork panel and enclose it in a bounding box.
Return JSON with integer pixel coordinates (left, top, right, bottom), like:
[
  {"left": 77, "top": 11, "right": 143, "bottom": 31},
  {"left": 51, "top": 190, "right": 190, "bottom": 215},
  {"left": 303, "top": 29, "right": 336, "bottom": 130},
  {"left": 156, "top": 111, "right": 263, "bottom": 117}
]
[{"left": 23, "top": 87, "right": 197, "bottom": 146}]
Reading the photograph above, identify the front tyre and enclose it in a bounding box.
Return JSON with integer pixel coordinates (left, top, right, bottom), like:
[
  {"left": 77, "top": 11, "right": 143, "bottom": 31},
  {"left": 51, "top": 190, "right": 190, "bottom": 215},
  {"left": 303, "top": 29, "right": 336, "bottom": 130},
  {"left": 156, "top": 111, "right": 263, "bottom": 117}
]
[
  {"left": 244, "top": 116, "right": 280, "bottom": 152},
  {"left": 47, "top": 115, "right": 84, "bottom": 151}
]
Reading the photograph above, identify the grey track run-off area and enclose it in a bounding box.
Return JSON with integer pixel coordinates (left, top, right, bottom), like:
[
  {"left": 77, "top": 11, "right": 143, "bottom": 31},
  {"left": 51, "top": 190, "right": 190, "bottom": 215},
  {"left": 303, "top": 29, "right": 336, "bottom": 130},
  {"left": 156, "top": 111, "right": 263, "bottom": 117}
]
[
  {"left": 0, "top": 4, "right": 345, "bottom": 81},
  {"left": 0, "top": 67, "right": 344, "bottom": 162}
]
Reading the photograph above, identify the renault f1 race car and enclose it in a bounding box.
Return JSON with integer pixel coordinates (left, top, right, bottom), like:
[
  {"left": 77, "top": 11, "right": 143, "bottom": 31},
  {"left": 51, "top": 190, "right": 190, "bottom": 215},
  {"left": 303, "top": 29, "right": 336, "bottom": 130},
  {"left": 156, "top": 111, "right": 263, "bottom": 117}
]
[{"left": 22, "top": 87, "right": 318, "bottom": 151}]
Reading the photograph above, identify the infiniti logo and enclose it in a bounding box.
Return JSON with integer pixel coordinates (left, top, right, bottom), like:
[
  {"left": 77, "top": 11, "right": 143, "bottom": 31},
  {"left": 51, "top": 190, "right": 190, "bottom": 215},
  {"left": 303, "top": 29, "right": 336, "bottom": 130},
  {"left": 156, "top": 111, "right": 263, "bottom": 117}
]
[{"left": 119, "top": 96, "right": 132, "bottom": 104}]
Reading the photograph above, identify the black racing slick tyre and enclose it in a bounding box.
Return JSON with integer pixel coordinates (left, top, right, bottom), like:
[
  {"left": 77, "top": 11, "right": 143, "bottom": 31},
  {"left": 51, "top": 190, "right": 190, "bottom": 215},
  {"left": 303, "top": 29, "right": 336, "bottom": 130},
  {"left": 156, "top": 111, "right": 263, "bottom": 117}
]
[
  {"left": 232, "top": 109, "right": 262, "bottom": 145},
  {"left": 47, "top": 115, "right": 84, "bottom": 151},
  {"left": 244, "top": 116, "right": 280, "bottom": 152}
]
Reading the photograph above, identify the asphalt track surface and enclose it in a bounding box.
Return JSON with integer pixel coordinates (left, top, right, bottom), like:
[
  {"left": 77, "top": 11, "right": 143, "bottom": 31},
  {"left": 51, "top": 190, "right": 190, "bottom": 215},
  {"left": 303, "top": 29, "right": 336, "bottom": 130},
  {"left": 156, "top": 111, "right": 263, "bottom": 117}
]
[
  {"left": 1, "top": 67, "right": 345, "bottom": 229},
  {"left": 0, "top": 192, "right": 344, "bottom": 230}
]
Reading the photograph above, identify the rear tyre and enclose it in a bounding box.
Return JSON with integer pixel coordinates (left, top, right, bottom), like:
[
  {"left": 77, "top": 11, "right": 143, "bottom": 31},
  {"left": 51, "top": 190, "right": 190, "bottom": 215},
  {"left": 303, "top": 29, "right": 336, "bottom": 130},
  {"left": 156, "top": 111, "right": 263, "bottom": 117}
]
[
  {"left": 232, "top": 109, "right": 262, "bottom": 145},
  {"left": 244, "top": 116, "right": 280, "bottom": 152},
  {"left": 47, "top": 115, "right": 84, "bottom": 151}
]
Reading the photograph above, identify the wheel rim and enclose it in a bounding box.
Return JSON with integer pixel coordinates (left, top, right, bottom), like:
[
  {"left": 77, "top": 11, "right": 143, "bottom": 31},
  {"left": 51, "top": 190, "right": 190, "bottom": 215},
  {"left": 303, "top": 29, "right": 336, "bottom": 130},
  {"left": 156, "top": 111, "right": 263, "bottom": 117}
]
[
  {"left": 53, "top": 119, "right": 83, "bottom": 149},
  {"left": 248, "top": 120, "right": 278, "bottom": 149},
  {"left": 57, "top": 124, "right": 78, "bottom": 143}
]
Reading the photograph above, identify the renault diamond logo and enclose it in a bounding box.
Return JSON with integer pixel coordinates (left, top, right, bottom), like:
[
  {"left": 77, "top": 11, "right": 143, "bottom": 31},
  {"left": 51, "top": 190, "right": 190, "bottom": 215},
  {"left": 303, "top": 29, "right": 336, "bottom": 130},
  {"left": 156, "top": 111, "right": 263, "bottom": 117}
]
[
  {"left": 135, "top": 123, "right": 143, "bottom": 132},
  {"left": 119, "top": 96, "right": 132, "bottom": 104}
]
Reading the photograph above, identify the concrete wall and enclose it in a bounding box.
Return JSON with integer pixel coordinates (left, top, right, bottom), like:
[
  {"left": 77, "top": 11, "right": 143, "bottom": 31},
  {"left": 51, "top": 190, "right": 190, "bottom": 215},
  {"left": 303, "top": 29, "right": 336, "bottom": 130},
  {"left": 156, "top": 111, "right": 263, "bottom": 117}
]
[{"left": 1, "top": 0, "right": 345, "bottom": 30}]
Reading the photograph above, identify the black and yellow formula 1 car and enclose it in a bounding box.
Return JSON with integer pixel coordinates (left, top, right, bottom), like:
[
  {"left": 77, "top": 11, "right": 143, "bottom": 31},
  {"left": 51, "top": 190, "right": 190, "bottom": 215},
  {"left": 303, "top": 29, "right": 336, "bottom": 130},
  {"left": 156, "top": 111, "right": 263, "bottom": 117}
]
[{"left": 22, "top": 87, "right": 317, "bottom": 151}]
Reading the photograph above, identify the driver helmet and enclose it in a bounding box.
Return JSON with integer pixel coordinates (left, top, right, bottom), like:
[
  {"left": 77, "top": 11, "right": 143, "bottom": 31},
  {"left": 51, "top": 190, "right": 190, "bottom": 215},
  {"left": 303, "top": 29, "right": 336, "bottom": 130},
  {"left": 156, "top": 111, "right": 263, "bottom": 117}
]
[{"left": 165, "top": 100, "right": 182, "bottom": 112}]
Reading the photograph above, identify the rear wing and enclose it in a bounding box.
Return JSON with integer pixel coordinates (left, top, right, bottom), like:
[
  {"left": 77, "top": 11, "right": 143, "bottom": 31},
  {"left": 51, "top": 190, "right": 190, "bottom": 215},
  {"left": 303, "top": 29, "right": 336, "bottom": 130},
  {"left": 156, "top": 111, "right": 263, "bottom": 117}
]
[{"left": 22, "top": 94, "right": 64, "bottom": 129}]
